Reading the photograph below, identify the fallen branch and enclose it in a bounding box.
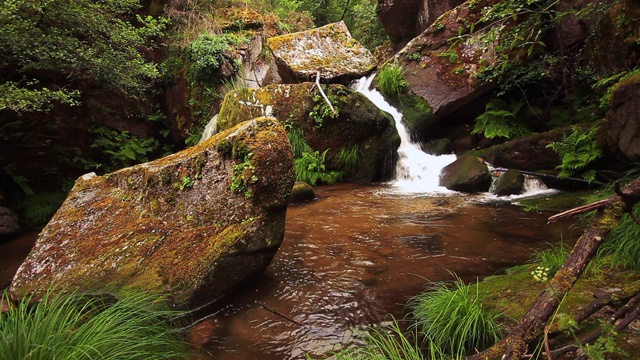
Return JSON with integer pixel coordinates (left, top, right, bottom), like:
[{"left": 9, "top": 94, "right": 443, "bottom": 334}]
[
  {"left": 259, "top": 301, "right": 302, "bottom": 326},
  {"left": 311, "top": 71, "right": 337, "bottom": 116},
  {"left": 469, "top": 176, "right": 640, "bottom": 360}
]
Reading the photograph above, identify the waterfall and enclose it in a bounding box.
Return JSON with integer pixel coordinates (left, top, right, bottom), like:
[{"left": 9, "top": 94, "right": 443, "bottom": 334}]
[
  {"left": 198, "top": 114, "right": 219, "bottom": 144},
  {"left": 353, "top": 74, "right": 456, "bottom": 194}
]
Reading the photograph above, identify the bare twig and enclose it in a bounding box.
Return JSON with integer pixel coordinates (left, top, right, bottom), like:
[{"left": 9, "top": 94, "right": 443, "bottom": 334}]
[
  {"left": 311, "top": 71, "right": 337, "bottom": 116},
  {"left": 259, "top": 301, "right": 302, "bottom": 326}
]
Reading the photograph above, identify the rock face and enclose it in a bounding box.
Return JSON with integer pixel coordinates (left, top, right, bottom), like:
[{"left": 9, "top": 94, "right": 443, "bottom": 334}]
[
  {"left": 266, "top": 21, "right": 376, "bottom": 83},
  {"left": 605, "top": 74, "right": 640, "bottom": 162},
  {"left": 439, "top": 154, "right": 491, "bottom": 192},
  {"left": 492, "top": 169, "right": 524, "bottom": 196},
  {"left": 381, "top": 0, "right": 503, "bottom": 138},
  {"left": 216, "top": 83, "right": 400, "bottom": 183},
  {"left": 10, "top": 117, "right": 295, "bottom": 309}
]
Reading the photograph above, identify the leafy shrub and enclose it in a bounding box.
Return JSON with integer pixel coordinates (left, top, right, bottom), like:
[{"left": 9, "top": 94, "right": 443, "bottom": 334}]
[
  {"left": 546, "top": 125, "right": 602, "bottom": 182},
  {"left": 189, "top": 33, "right": 240, "bottom": 82},
  {"left": 90, "top": 126, "right": 159, "bottom": 173},
  {"left": 377, "top": 64, "right": 409, "bottom": 99},
  {"left": 473, "top": 98, "right": 532, "bottom": 139},
  {"left": 409, "top": 276, "right": 506, "bottom": 357},
  {"left": 0, "top": 290, "right": 189, "bottom": 360},
  {"left": 295, "top": 150, "right": 342, "bottom": 186}
]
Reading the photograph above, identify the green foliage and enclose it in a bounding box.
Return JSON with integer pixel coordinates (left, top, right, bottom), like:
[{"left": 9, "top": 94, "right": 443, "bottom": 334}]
[
  {"left": 531, "top": 244, "right": 570, "bottom": 279},
  {"left": 336, "top": 145, "right": 360, "bottom": 173},
  {"left": 407, "top": 52, "right": 422, "bottom": 62},
  {"left": 19, "top": 192, "right": 68, "bottom": 227},
  {"left": 473, "top": 98, "right": 533, "bottom": 139},
  {"left": 295, "top": 150, "right": 342, "bottom": 186},
  {"left": 189, "top": 33, "right": 242, "bottom": 83},
  {"left": 231, "top": 152, "right": 257, "bottom": 197},
  {"left": 309, "top": 86, "right": 340, "bottom": 127},
  {"left": 409, "top": 276, "right": 506, "bottom": 357},
  {"left": 89, "top": 126, "right": 160, "bottom": 173},
  {"left": 333, "top": 319, "right": 426, "bottom": 360},
  {"left": 546, "top": 125, "right": 602, "bottom": 182},
  {"left": 0, "top": 290, "right": 188, "bottom": 360},
  {"left": 377, "top": 64, "right": 409, "bottom": 99},
  {"left": 437, "top": 50, "right": 459, "bottom": 64},
  {"left": 285, "top": 124, "right": 312, "bottom": 158},
  {"left": 0, "top": 0, "right": 168, "bottom": 112}
]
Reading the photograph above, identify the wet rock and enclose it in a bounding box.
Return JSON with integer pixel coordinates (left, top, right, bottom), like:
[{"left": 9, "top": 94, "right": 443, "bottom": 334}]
[
  {"left": 216, "top": 83, "right": 400, "bottom": 183},
  {"left": 605, "top": 73, "right": 640, "bottom": 162},
  {"left": 439, "top": 154, "right": 491, "bottom": 192},
  {"left": 0, "top": 207, "right": 20, "bottom": 237},
  {"left": 377, "top": 0, "right": 422, "bottom": 43},
  {"left": 416, "top": 0, "right": 466, "bottom": 35},
  {"left": 289, "top": 182, "right": 316, "bottom": 204},
  {"left": 266, "top": 21, "right": 376, "bottom": 84},
  {"left": 492, "top": 169, "right": 525, "bottom": 196},
  {"left": 10, "top": 117, "right": 295, "bottom": 309},
  {"left": 470, "top": 128, "right": 566, "bottom": 171},
  {"left": 423, "top": 138, "right": 453, "bottom": 155}
]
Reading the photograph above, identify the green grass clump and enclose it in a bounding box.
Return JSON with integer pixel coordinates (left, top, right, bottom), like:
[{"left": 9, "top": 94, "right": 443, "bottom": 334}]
[
  {"left": 333, "top": 319, "right": 427, "bottom": 360},
  {"left": 409, "top": 276, "right": 506, "bottom": 357},
  {"left": 598, "top": 207, "right": 640, "bottom": 269},
  {"left": 336, "top": 145, "right": 360, "bottom": 173},
  {"left": 285, "top": 124, "right": 312, "bottom": 158},
  {"left": 377, "top": 64, "right": 409, "bottom": 99},
  {"left": 0, "top": 290, "right": 189, "bottom": 360},
  {"left": 532, "top": 243, "right": 570, "bottom": 278}
]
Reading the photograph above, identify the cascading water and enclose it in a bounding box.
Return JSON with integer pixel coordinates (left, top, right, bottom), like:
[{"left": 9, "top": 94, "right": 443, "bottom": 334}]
[{"left": 353, "top": 74, "right": 457, "bottom": 194}]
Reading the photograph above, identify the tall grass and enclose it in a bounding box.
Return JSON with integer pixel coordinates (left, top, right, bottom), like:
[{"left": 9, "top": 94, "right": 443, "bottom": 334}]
[
  {"left": 333, "top": 320, "right": 427, "bottom": 360},
  {"left": 597, "top": 207, "right": 640, "bottom": 269},
  {"left": 532, "top": 243, "right": 570, "bottom": 278},
  {"left": 285, "top": 124, "right": 312, "bottom": 158},
  {"left": 377, "top": 64, "right": 409, "bottom": 99},
  {"left": 409, "top": 276, "right": 506, "bottom": 357},
  {"left": 336, "top": 145, "right": 360, "bottom": 173},
  {"left": 0, "top": 290, "right": 189, "bottom": 360}
]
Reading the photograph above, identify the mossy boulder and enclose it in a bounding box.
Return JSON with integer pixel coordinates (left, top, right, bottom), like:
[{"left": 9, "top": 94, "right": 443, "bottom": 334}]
[
  {"left": 289, "top": 182, "right": 316, "bottom": 204},
  {"left": 10, "top": 117, "right": 295, "bottom": 309},
  {"left": 217, "top": 83, "right": 400, "bottom": 183},
  {"left": 266, "top": 21, "right": 376, "bottom": 83},
  {"left": 492, "top": 169, "right": 524, "bottom": 196},
  {"left": 439, "top": 154, "right": 491, "bottom": 192},
  {"left": 605, "top": 73, "right": 640, "bottom": 162}
]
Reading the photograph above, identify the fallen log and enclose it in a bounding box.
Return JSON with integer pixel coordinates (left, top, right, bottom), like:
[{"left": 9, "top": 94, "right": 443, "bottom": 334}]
[{"left": 468, "top": 177, "right": 640, "bottom": 360}]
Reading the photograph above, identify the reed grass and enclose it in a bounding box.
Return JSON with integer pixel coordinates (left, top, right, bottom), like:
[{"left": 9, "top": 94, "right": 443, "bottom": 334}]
[
  {"left": 409, "top": 276, "right": 506, "bottom": 357},
  {"left": 0, "top": 290, "right": 189, "bottom": 360}
]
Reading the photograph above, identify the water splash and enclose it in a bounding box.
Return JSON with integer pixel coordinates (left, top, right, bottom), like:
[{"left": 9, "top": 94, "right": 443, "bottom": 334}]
[{"left": 353, "top": 74, "right": 456, "bottom": 194}]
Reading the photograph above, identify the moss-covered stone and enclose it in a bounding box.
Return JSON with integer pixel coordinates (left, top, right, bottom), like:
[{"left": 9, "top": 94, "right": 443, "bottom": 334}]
[
  {"left": 492, "top": 169, "right": 524, "bottom": 196},
  {"left": 289, "top": 181, "right": 316, "bottom": 204},
  {"left": 217, "top": 82, "right": 400, "bottom": 183},
  {"left": 9, "top": 117, "right": 295, "bottom": 309},
  {"left": 439, "top": 154, "right": 491, "bottom": 192}
]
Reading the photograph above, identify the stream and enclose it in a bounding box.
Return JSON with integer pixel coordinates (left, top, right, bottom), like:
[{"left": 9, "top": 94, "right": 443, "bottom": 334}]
[{"left": 191, "top": 184, "right": 577, "bottom": 359}]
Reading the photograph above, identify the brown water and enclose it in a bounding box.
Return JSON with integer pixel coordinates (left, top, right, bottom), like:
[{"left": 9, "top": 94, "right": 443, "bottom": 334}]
[{"left": 189, "top": 183, "right": 577, "bottom": 359}]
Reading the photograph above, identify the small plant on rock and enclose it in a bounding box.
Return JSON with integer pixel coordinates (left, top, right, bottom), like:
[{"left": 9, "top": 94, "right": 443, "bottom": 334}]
[
  {"left": 377, "top": 64, "right": 409, "bottom": 99},
  {"left": 295, "top": 149, "right": 342, "bottom": 186}
]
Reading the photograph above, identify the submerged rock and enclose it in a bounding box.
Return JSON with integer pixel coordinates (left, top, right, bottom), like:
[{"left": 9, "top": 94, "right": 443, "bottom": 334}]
[
  {"left": 267, "top": 21, "right": 376, "bottom": 83},
  {"left": 492, "top": 169, "right": 525, "bottom": 196},
  {"left": 10, "top": 117, "right": 295, "bottom": 309},
  {"left": 439, "top": 154, "right": 491, "bottom": 192},
  {"left": 216, "top": 83, "right": 400, "bottom": 183}
]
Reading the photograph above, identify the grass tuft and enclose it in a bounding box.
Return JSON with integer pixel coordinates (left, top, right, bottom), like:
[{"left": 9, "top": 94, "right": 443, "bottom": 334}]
[
  {"left": 377, "top": 64, "right": 409, "bottom": 99},
  {"left": 336, "top": 145, "right": 360, "bottom": 173},
  {"left": 0, "top": 290, "right": 189, "bottom": 360},
  {"left": 409, "top": 276, "right": 506, "bottom": 357}
]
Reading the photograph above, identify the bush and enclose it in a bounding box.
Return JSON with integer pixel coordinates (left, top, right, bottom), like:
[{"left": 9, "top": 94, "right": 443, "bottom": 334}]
[
  {"left": 409, "top": 276, "right": 506, "bottom": 357},
  {"left": 0, "top": 290, "right": 189, "bottom": 360},
  {"left": 377, "top": 64, "right": 409, "bottom": 99}
]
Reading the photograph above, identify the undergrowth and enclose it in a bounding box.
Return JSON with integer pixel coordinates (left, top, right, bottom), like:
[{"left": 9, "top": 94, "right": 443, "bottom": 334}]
[{"left": 295, "top": 150, "right": 342, "bottom": 186}]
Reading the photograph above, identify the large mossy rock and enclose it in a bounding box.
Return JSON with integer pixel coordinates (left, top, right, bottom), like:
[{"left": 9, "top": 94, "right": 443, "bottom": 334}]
[
  {"left": 492, "top": 169, "right": 524, "bottom": 196},
  {"left": 266, "top": 21, "right": 376, "bottom": 83},
  {"left": 439, "top": 154, "right": 491, "bottom": 192},
  {"left": 605, "top": 73, "right": 640, "bottom": 162},
  {"left": 216, "top": 83, "right": 400, "bottom": 183},
  {"left": 10, "top": 117, "right": 295, "bottom": 309},
  {"left": 380, "top": 0, "right": 503, "bottom": 137}
]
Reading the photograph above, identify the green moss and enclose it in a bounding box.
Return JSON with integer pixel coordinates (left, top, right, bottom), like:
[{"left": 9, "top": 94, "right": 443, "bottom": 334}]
[{"left": 397, "top": 93, "right": 433, "bottom": 136}]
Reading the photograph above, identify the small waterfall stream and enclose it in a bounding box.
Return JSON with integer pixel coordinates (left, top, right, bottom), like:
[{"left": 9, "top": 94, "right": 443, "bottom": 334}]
[{"left": 353, "top": 74, "right": 457, "bottom": 194}]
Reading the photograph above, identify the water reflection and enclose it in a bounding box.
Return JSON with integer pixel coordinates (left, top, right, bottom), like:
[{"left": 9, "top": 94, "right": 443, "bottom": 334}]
[{"left": 196, "top": 183, "right": 577, "bottom": 359}]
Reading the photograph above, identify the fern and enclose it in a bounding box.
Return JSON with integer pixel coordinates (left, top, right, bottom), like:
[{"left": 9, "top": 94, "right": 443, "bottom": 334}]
[
  {"left": 295, "top": 150, "right": 342, "bottom": 186},
  {"left": 546, "top": 125, "right": 602, "bottom": 181},
  {"left": 90, "top": 126, "right": 159, "bottom": 172},
  {"left": 473, "top": 98, "right": 532, "bottom": 139}
]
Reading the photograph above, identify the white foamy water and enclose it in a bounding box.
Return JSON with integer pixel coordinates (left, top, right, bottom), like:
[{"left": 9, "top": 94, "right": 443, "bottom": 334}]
[{"left": 353, "top": 74, "right": 457, "bottom": 194}]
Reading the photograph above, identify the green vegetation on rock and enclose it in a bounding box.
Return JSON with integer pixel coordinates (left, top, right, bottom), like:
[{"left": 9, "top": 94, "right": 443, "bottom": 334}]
[{"left": 377, "top": 64, "right": 409, "bottom": 99}]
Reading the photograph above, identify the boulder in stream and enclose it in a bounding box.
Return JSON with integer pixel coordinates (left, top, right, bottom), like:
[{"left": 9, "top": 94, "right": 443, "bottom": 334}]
[
  {"left": 10, "top": 117, "right": 295, "bottom": 309},
  {"left": 266, "top": 21, "right": 376, "bottom": 83},
  {"left": 439, "top": 154, "right": 491, "bottom": 192},
  {"left": 492, "top": 169, "right": 525, "bottom": 196}
]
